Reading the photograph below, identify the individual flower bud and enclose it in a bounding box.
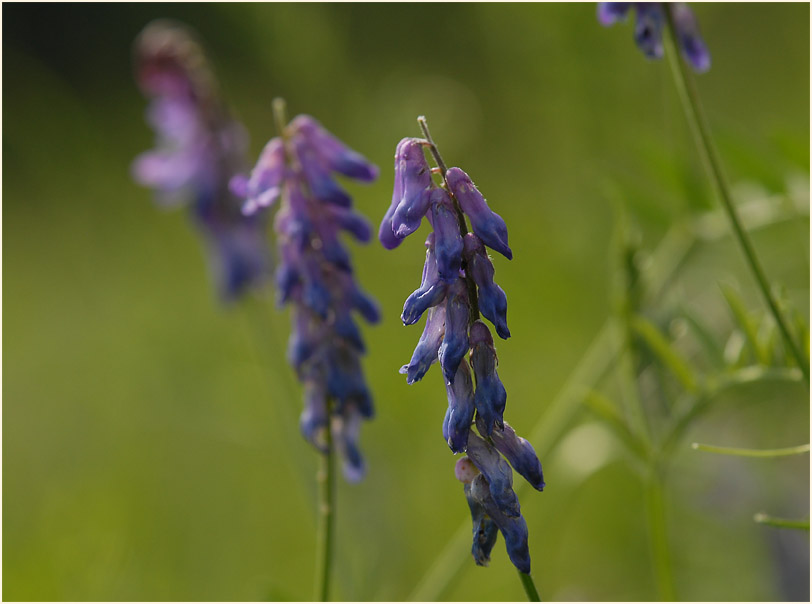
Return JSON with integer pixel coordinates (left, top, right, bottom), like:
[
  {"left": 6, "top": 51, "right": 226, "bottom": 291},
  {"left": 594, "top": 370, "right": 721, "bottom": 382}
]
[
  {"left": 464, "top": 234, "right": 510, "bottom": 339},
  {"left": 470, "top": 474, "right": 531, "bottom": 574},
  {"left": 463, "top": 481, "right": 500, "bottom": 567},
  {"left": 325, "top": 345, "right": 374, "bottom": 419},
  {"left": 466, "top": 431, "right": 520, "bottom": 518},
  {"left": 334, "top": 309, "right": 366, "bottom": 353},
  {"left": 324, "top": 205, "right": 372, "bottom": 242},
  {"left": 274, "top": 243, "right": 300, "bottom": 306},
  {"left": 300, "top": 253, "right": 331, "bottom": 318},
  {"left": 332, "top": 405, "right": 366, "bottom": 483},
  {"left": 671, "top": 2, "right": 710, "bottom": 72},
  {"left": 391, "top": 138, "right": 433, "bottom": 239},
  {"left": 232, "top": 136, "right": 285, "bottom": 215},
  {"left": 443, "top": 362, "right": 476, "bottom": 453},
  {"left": 340, "top": 274, "right": 381, "bottom": 324},
  {"left": 300, "top": 378, "right": 328, "bottom": 452},
  {"left": 288, "top": 307, "right": 321, "bottom": 370},
  {"left": 400, "top": 304, "right": 446, "bottom": 384},
  {"left": 597, "top": 2, "right": 631, "bottom": 25},
  {"left": 633, "top": 3, "right": 665, "bottom": 59},
  {"left": 438, "top": 278, "right": 470, "bottom": 385},
  {"left": 402, "top": 234, "right": 449, "bottom": 325},
  {"left": 292, "top": 134, "right": 352, "bottom": 208},
  {"left": 455, "top": 456, "right": 480, "bottom": 484},
  {"left": 431, "top": 188, "right": 464, "bottom": 282},
  {"left": 445, "top": 167, "right": 512, "bottom": 260},
  {"left": 291, "top": 115, "right": 378, "bottom": 182},
  {"left": 469, "top": 321, "right": 507, "bottom": 435},
  {"left": 477, "top": 417, "right": 545, "bottom": 492},
  {"left": 378, "top": 139, "right": 409, "bottom": 250}
]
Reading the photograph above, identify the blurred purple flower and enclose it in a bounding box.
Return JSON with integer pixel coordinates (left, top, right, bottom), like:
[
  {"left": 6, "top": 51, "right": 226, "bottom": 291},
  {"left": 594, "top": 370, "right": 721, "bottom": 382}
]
[
  {"left": 233, "top": 110, "right": 379, "bottom": 482},
  {"left": 380, "top": 122, "right": 543, "bottom": 573},
  {"left": 131, "top": 20, "right": 271, "bottom": 301},
  {"left": 598, "top": 2, "right": 711, "bottom": 72}
]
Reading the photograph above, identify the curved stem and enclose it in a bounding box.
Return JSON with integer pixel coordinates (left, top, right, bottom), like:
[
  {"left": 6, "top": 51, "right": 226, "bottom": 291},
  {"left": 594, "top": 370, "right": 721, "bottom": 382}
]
[
  {"left": 663, "top": 8, "right": 809, "bottom": 387},
  {"left": 518, "top": 571, "right": 541, "bottom": 601},
  {"left": 314, "top": 409, "right": 335, "bottom": 601}
]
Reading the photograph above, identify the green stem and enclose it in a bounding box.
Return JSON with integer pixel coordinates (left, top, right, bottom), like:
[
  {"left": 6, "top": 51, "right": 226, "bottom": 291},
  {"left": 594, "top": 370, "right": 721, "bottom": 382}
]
[
  {"left": 314, "top": 410, "right": 335, "bottom": 601},
  {"left": 518, "top": 571, "right": 541, "bottom": 601},
  {"left": 644, "top": 468, "right": 676, "bottom": 601},
  {"left": 663, "top": 8, "right": 809, "bottom": 387}
]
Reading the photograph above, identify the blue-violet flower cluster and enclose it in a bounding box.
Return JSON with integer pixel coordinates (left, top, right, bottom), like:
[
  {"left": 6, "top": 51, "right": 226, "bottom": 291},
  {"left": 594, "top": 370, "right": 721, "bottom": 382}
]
[
  {"left": 132, "top": 21, "right": 270, "bottom": 301},
  {"left": 598, "top": 3, "right": 711, "bottom": 73},
  {"left": 232, "top": 112, "right": 380, "bottom": 482},
  {"left": 380, "top": 133, "right": 544, "bottom": 573}
]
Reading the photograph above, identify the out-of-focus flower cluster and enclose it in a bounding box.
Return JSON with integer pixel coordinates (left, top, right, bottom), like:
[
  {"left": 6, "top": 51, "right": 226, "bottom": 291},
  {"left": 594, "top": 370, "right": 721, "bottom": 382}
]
[
  {"left": 598, "top": 2, "right": 711, "bottom": 73},
  {"left": 231, "top": 114, "right": 380, "bottom": 482},
  {"left": 379, "top": 135, "right": 544, "bottom": 573},
  {"left": 132, "top": 20, "right": 270, "bottom": 301}
]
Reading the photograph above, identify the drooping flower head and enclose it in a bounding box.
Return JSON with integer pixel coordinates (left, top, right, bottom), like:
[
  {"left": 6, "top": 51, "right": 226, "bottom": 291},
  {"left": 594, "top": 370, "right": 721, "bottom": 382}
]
[
  {"left": 598, "top": 3, "right": 711, "bottom": 73},
  {"left": 380, "top": 121, "right": 544, "bottom": 573},
  {"left": 232, "top": 107, "right": 379, "bottom": 482},
  {"left": 131, "top": 20, "right": 270, "bottom": 301}
]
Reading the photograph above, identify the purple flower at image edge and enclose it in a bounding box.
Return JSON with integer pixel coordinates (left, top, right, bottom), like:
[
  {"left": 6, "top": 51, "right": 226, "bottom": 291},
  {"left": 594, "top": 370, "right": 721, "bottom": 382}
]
[{"left": 597, "top": 2, "right": 710, "bottom": 72}]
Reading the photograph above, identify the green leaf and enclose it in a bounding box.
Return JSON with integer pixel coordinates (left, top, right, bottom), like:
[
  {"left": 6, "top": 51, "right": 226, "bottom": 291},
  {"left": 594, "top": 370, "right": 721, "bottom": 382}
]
[
  {"left": 583, "top": 389, "right": 649, "bottom": 461},
  {"left": 631, "top": 315, "right": 700, "bottom": 394},
  {"left": 720, "top": 283, "right": 770, "bottom": 365}
]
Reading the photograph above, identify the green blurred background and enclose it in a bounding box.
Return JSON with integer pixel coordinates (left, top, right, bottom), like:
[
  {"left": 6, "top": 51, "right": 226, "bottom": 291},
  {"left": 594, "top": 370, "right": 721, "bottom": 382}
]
[{"left": 3, "top": 2, "right": 809, "bottom": 601}]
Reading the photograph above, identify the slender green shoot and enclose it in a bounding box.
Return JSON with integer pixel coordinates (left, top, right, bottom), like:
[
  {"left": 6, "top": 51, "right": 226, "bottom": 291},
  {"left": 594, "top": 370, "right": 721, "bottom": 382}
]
[
  {"left": 692, "top": 442, "right": 810, "bottom": 458},
  {"left": 663, "top": 7, "right": 809, "bottom": 386},
  {"left": 315, "top": 413, "right": 336, "bottom": 601},
  {"left": 644, "top": 471, "right": 676, "bottom": 601},
  {"left": 753, "top": 513, "right": 810, "bottom": 531}
]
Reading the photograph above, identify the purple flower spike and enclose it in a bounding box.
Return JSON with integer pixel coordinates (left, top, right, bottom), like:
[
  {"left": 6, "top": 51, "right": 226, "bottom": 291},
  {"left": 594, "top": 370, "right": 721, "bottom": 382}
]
[
  {"left": 382, "top": 120, "right": 542, "bottom": 571},
  {"left": 132, "top": 21, "right": 270, "bottom": 302},
  {"left": 466, "top": 431, "right": 520, "bottom": 518},
  {"left": 391, "top": 138, "right": 434, "bottom": 239},
  {"left": 401, "top": 235, "right": 449, "bottom": 325},
  {"left": 470, "top": 474, "right": 531, "bottom": 574},
  {"left": 438, "top": 278, "right": 470, "bottom": 385},
  {"left": 597, "top": 2, "right": 631, "bottom": 25},
  {"left": 478, "top": 417, "right": 545, "bottom": 491},
  {"left": 291, "top": 115, "right": 378, "bottom": 183},
  {"left": 431, "top": 189, "right": 464, "bottom": 282},
  {"left": 671, "top": 3, "right": 710, "bottom": 72},
  {"left": 292, "top": 134, "right": 352, "bottom": 208},
  {"left": 400, "top": 304, "right": 446, "bottom": 384},
  {"left": 469, "top": 321, "right": 507, "bottom": 435},
  {"left": 463, "top": 481, "right": 500, "bottom": 567},
  {"left": 634, "top": 3, "right": 665, "bottom": 59},
  {"left": 446, "top": 167, "right": 512, "bottom": 260},
  {"left": 464, "top": 234, "right": 510, "bottom": 339},
  {"left": 443, "top": 362, "right": 476, "bottom": 453}
]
